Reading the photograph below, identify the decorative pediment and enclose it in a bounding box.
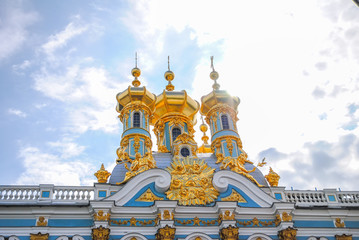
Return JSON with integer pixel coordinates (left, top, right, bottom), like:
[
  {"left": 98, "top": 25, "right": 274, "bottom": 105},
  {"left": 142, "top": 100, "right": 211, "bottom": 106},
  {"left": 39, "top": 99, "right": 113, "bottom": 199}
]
[
  {"left": 213, "top": 170, "right": 279, "bottom": 207},
  {"left": 106, "top": 169, "right": 170, "bottom": 206}
]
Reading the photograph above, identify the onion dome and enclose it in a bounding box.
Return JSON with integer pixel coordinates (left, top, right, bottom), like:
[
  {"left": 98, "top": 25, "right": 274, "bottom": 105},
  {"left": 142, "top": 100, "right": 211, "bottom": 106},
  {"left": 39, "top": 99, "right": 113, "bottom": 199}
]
[
  {"left": 152, "top": 90, "right": 200, "bottom": 125},
  {"left": 116, "top": 86, "right": 156, "bottom": 114},
  {"left": 200, "top": 56, "right": 240, "bottom": 116}
]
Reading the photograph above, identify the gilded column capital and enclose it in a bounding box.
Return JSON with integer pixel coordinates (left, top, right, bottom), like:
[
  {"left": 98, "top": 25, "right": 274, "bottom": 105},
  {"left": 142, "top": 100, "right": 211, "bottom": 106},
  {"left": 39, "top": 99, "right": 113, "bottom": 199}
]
[
  {"left": 335, "top": 234, "right": 352, "bottom": 240},
  {"left": 30, "top": 233, "right": 49, "bottom": 240},
  {"left": 156, "top": 225, "right": 176, "bottom": 240},
  {"left": 92, "top": 226, "right": 110, "bottom": 240},
  {"left": 278, "top": 227, "right": 297, "bottom": 240},
  {"left": 220, "top": 225, "right": 239, "bottom": 240}
]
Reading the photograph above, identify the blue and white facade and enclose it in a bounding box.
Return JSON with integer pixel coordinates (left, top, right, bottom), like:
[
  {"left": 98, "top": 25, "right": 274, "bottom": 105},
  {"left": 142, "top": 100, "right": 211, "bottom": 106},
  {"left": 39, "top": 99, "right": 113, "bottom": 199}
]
[{"left": 1, "top": 63, "right": 358, "bottom": 240}]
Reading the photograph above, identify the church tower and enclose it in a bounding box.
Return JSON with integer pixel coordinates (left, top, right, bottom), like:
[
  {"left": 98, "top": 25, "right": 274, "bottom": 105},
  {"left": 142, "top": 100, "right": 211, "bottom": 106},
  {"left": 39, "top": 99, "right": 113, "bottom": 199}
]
[
  {"left": 115, "top": 55, "right": 157, "bottom": 183},
  {"left": 200, "top": 57, "right": 260, "bottom": 185},
  {"left": 152, "top": 57, "right": 200, "bottom": 158}
]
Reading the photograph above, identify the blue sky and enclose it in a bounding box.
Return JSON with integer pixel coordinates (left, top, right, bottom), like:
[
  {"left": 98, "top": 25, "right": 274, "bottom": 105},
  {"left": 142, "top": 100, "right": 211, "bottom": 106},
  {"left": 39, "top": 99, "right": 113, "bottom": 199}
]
[{"left": 0, "top": 0, "right": 358, "bottom": 190}]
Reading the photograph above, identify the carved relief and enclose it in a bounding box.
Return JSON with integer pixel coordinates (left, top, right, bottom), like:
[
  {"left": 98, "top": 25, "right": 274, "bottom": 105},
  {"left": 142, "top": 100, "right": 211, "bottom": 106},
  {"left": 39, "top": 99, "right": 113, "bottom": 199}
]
[
  {"left": 36, "top": 216, "right": 47, "bottom": 227},
  {"left": 30, "top": 233, "right": 49, "bottom": 240},
  {"left": 162, "top": 210, "right": 174, "bottom": 220},
  {"left": 94, "top": 210, "right": 110, "bottom": 221},
  {"left": 94, "top": 164, "right": 111, "bottom": 183},
  {"left": 136, "top": 188, "right": 164, "bottom": 202},
  {"left": 156, "top": 225, "right": 176, "bottom": 240},
  {"left": 335, "top": 235, "right": 352, "bottom": 240},
  {"left": 278, "top": 227, "right": 297, "bottom": 240},
  {"left": 221, "top": 189, "right": 247, "bottom": 202},
  {"left": 282, "top": 212, "right": 292, "bottom": 222},
  {"left": 166, "top": 158, "right": 219, "bottom": 205},
  {"left": 92, "top": 226, "right": 110, "bottom": 240},
  {"left": 220, "top": 226, "right": 239, "bottom": 240},
  {"left": 335, "top": 218, "right": 345, "bottom": 228}
]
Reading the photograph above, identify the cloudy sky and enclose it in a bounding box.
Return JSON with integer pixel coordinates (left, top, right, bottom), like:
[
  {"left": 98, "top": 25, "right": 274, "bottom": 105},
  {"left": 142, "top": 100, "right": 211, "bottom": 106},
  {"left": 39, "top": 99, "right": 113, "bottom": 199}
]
[{"left": 0, "top": 0, "right": 358, "bottom": 191}]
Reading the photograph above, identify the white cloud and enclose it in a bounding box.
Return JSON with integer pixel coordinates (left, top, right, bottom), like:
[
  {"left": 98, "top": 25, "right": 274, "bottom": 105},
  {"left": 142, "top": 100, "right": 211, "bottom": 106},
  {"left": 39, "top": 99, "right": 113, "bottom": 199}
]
[
  {"left": 12, "top": 60, "right": 31, "bottom": 73},
  {"left": 17, "top": 146, "right": 95, "bottom": 186},
  {"left": 42, "top": 20, "right": 88, "bottom": 57},
  {"left": 0, "top": 2, "right": 38, "bottom": 62},
  {"left": 47, "top": 138, "right": 86, "bottom": 159},
  {"left": 33, "top": 65, "right": 127, "bottom": 133},
  {"left": 8, "top": 108, "right": 27, "bottom": 118}
]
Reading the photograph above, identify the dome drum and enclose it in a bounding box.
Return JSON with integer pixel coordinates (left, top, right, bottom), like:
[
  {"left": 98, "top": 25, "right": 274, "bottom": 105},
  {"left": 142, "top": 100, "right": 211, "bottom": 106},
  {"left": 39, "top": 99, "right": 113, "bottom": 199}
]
[{"left": 200, "top": 90, "right": 240, "bottom": 117}]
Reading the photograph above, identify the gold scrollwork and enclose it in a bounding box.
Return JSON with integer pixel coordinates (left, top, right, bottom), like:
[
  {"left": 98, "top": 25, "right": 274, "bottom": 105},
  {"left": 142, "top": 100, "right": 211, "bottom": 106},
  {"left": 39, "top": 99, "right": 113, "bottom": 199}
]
[
  {"left": 237, "top": 217, "right": 276, "bottom": 227},
  {"left": 166, "top": 158, "right": 219, "bottom": 205},
  {"left": 175, "top": 216, "right": 218, "bottom": 226},
  {"left": 110, "top": 217, "right": 155, "bottom": 227},
  {"left": 335, "top": 235, "right": 352, "bottom": 240}
]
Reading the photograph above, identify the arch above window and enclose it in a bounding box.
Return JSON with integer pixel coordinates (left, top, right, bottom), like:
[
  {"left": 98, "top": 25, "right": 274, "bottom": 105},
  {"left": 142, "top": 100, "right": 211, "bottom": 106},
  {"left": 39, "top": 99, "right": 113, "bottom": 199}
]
[{"left": 221, "top": 114, "right": 230, "bottom": 130}]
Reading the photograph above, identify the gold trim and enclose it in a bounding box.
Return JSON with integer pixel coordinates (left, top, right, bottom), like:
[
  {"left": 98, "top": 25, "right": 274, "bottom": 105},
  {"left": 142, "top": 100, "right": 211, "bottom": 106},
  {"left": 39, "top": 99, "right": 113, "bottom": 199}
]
[
  {"left": 136, "top": 189, "right": 164, "bottom": 202},
  {"left": 221, "top": 189, "right": 247, "bottom": 202}
]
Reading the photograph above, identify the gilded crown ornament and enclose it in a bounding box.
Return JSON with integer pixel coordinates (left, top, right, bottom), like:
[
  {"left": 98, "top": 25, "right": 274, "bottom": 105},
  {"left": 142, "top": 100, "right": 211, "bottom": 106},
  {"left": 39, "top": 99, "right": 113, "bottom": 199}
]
[
  {"left": 92, "top": 226, "right": 110, "bottom": 240},
  {"left": 156, "top": 225, "right": 176, "bottom": 240},
  {"left": 165, "top": 56, "right": 175, "bottom": 91},
  {"left": 220, "top": 226, "right": 239, "bottom": 240},
  {"left": 131, "top": 52, "right": 141, "bottom": 87},
  {"left": 94, "top": 164, "right": 111, "bottom": 183},
  {"left": 265, "top": 167, "right": 280, "bottom": 187},
  {"left": 30, "top": 233, "right": 49, "bottom": 240},
  {"left": 210, "top": 56, "right": 220, "bottom": 90}
]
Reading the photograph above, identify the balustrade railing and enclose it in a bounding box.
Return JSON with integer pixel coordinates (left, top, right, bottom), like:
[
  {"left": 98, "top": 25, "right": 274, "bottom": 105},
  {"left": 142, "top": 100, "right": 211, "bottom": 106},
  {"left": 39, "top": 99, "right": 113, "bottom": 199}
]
[{"left": 0, "top": 185, "right": 94, "bottom": 203}]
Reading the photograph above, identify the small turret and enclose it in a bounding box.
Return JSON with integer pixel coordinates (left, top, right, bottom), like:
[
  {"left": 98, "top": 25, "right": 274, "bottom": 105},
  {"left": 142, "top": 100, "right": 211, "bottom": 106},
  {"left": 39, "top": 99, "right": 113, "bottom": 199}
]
[{"left": 115, "top": 53, "right": 157, "bottom": 183}]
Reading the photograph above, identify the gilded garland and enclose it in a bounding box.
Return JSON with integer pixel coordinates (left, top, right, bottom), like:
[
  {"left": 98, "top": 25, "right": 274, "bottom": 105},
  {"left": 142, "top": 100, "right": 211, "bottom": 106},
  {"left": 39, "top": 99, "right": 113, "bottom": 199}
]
[{"left": 166, "top": 158, "right": 219, "bottom": 205}]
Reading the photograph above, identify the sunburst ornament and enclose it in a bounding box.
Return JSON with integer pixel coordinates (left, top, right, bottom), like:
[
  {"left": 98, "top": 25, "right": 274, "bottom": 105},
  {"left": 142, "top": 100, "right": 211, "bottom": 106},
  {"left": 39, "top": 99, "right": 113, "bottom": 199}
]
[{"left": 166, "top": 157, "right": 219, "bottom": 205}]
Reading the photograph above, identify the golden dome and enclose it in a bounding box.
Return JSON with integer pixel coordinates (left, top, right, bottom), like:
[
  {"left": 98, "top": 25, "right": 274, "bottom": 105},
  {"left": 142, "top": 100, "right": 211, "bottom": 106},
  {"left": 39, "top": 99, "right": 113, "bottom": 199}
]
[
  {"left": 116, "top": 86, "right": 156, "bottom": 113},
  {"left": 152, "top": 90, "right": 200, "bottom": 124},
  {"left": 200, "top": 90, "right": 240, "bottom": 115}
]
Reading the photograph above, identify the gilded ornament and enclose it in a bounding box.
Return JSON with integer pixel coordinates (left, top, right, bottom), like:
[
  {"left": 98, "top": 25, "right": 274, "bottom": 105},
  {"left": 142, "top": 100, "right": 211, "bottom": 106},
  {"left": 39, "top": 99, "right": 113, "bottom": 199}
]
[
  {"left": 175, "top": 217, "right": 217, "bottom": 226},
  {"left": 130, "top": 217, "right": 137, "bottom": 226},
  {"left": 162, "top": 210, "right": 174, "bottom": 220},
  {"left": 274, "top": 214, "right": 281, "bottom": 226},
  {"left": 220, "top": 226, "right": 239, "bottom": 240},
  {"left": 215, "top": 151, "right": 261, "bottom": 186},
  {"left": 265, "top": 167, "right": 280, "bottom": 187},
  {"left": 166, "top": 158, "right": 219, "bottom": 205},
  {"left": 282, "top": 212, "right": 292, "bottom": 222},
  {"left": 36, "top": 216, "right": 47, "bottom": 227},
  {"left": 278, "top": 227, "right": 297, "bottom": 240},
  {"left": 226, "top": 139, "right": 233, "bottom": 156},
  {"left": 133, "top": 135, "right": 140, "bottom": 153},
  {"left": 92, "top": 226, "right": 110, "bottom": 240},
  {"left": 335, "top": 218, "right": 345, "bottom": 228},
  {"left": 136, "top": 189, "right": 164, "bottom": 202},
  {"left": 221, "top": 189, "right": 247, "bottom": 202},
  {"left": 335, "top": 235, "right": 352, "bottom": 240},
  {"left": 131, "top": 238, "right": 137, "bottom": 240},
  {"left": 30, "top": 233, "right": 49, "bottom": 240},
  {"left": 94, "top": 210, "right": 110, "bottom": 221},
  {"left": 156, "top": 225, "right": 176, "bottom": 240},
  {"left": 237, "top": 217, "right": 276, "bottom": 227},
  {"left": 195, "top": 237, "right": 202, "bottom": 240},
  {"left": 94, "top": 164, "right": 111, "bottom": 183},
  {"left": 222, "top": 210, "right": 235, "bottom": 220}
]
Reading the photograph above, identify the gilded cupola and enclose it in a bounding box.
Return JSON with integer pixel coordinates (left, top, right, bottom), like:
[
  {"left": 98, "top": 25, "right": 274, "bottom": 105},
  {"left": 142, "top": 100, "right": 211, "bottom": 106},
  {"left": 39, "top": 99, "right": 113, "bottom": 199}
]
[
  {"left": 152, "top": 57, "right": 200, "bottom": 155},
  {"left": 114, "top": 54, "right": 157, "bottom": 184}
]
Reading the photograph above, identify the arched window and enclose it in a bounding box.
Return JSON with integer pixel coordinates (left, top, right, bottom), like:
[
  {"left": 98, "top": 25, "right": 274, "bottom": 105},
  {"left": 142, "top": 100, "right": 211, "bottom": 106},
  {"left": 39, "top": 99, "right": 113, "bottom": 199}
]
[
  {"left": 172, "top": 127, "right": 181, "bottom": 142},
  {"left": 133, "top": 112, "right": 141, "bottom": 128},
  {"left": 221, "top": 114, "right": 230, "bottom": 130}
]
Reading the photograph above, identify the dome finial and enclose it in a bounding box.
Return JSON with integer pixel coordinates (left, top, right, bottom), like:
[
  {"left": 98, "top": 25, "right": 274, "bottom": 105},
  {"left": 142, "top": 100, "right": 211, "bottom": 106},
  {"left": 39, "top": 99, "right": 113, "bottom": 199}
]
[
  {"left": 131, "top": 52, "right": 141, "bottom": 87},
  {"left": 200, "top": 115, "right": 209, "bottom": 145},
  {"left": 164, "top": 56, "right": 175, "bottom": 91},
  {"left": 210, "top": 56, "right": 220, "bottom": 90}
]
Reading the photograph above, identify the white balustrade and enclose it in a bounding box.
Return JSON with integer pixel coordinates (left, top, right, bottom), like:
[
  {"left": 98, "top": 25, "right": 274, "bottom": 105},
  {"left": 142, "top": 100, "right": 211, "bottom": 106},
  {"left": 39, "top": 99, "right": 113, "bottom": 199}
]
[
  {"left": 337, "top": 192, "right": 359, "bottom": 204},
  {"left": 0, "top": 185, "right": 94, "bottom": 204}
]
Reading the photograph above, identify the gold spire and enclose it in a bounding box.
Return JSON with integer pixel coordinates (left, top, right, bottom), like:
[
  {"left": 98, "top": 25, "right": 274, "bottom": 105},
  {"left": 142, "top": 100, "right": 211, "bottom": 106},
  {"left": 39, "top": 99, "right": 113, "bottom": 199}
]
[
  {"left": 94, "top": 163, "right": 111, "bottom": 183},
  {"left": 164, "top": 56, "right": 175, "bottom": 91},
  {"left": 131, "top": 52, "right": 141, "bottom": 87},
  {"left": 200, "top": 116, "right": 209, "bottom": 144},
  {"left": 210, "top": 56, "right": 220, "bottom": 90}
]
